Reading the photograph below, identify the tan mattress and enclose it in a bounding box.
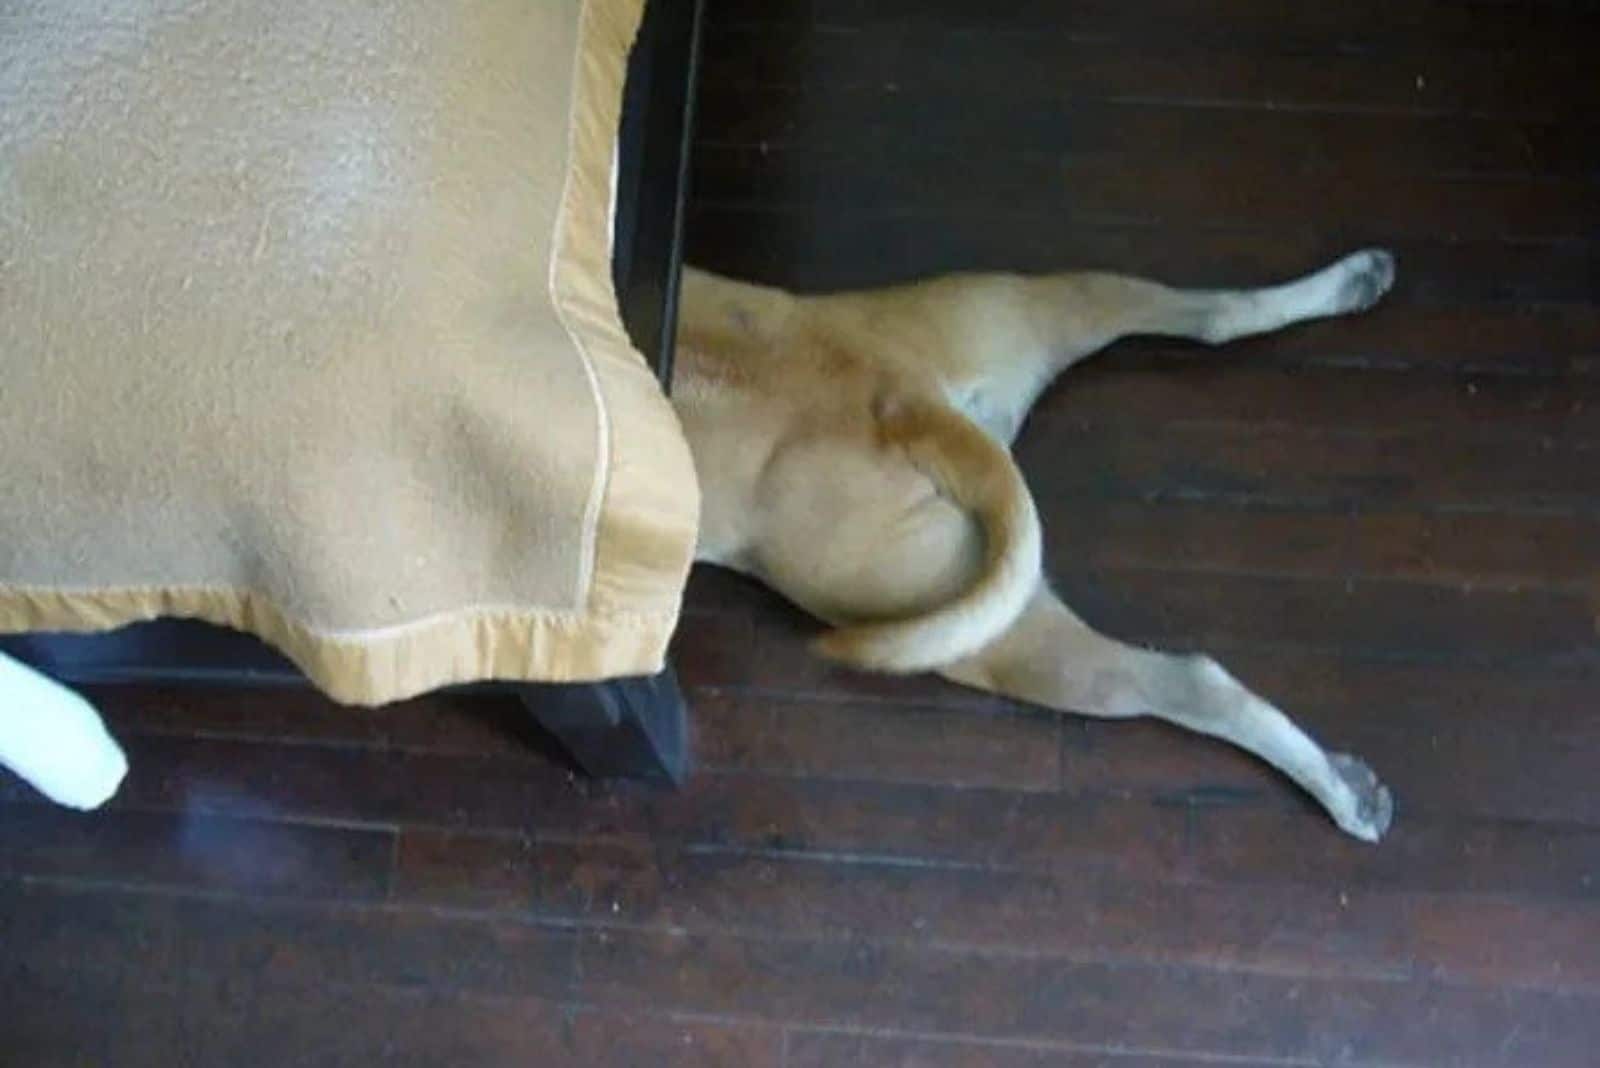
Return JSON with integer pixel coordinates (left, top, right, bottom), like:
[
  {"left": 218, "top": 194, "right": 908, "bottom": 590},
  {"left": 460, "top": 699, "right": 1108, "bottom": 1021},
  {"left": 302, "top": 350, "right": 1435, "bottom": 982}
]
[{"left": 0, "top": 0, "right": 700, "bottom": 704}]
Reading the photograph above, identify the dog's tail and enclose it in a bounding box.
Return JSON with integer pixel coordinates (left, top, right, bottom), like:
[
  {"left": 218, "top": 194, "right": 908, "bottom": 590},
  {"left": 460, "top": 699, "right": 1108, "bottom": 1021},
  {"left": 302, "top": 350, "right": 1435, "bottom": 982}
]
[{"left": 812, "top": 395, "right": 1042, "bottom": 673}]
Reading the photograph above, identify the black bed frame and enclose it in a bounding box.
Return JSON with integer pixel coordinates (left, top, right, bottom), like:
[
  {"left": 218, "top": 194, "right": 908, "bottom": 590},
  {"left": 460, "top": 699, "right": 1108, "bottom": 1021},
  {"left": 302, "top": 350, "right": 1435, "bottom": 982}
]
[{"left": 1, "top": 0, "right": 704, "bottom": 785}]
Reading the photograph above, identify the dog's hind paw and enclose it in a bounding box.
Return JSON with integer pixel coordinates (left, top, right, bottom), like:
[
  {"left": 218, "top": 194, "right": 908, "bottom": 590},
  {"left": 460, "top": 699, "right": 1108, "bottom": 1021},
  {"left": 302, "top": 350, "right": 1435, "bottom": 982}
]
[
  {"left": 1333, "top": 248, "right": 1397, "bottom": 314},
  {"left": 1328, "top": 752, "right": 1394, "bottom": 843}
]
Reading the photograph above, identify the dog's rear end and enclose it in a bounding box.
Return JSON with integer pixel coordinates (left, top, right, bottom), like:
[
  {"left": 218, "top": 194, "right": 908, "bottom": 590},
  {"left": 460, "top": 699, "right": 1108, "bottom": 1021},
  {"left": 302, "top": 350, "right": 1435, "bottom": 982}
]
[{"left": 674, "top": 251, "right": 1398, "bottom": 841}]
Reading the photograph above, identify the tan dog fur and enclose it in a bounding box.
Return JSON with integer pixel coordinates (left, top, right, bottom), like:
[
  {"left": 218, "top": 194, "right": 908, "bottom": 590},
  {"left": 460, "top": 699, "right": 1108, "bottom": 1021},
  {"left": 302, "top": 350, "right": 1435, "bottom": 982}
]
[{"left": 673, "top": 250, "right": 1398, "bottom": 841}]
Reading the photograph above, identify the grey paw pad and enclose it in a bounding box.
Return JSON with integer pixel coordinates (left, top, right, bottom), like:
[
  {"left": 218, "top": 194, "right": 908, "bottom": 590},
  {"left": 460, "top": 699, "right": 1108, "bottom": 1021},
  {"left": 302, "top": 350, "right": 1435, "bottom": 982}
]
[
  {"left": 1337, "top": 249, "right": 1397, "bottom": 313},
  {"left": 1329, "top": 751, "right": 1394, "bottom": 843}
]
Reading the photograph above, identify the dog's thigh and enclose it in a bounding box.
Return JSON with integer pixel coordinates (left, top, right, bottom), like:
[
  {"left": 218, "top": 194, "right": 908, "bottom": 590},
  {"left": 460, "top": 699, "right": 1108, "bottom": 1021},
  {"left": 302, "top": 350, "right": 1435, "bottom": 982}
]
[{"left": 749, "top": 437, "right": 985, "bottom": 626}]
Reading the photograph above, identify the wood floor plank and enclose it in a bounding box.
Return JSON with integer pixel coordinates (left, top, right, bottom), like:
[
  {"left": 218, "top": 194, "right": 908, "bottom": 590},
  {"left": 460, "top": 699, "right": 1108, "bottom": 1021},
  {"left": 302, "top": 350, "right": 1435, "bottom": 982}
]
[
  {"left": 85, "top": 684, "right": 389, "bottom": 746},
  {"left": 1015, "top": 422, "right": 1600, "bottom": 512},
  {"left": 695, "top": 91, "right": 1600, "bottom": 179},
  {"left": 691, "top": 691, "right": 1061, "bottom": 790},
  {"left": 88, "top": 685, "right": 560, "bottom": 761},
  {"left": 395, "top": 830, "right": 1600, "bottom": 993},
  {"left": 0, "top": 879, "right": 770, "bottom": 1067},
  {"left": 1204, "top": 647, "right": 1600, "bottom": 739},
  {"left": 0, "top": 805, "right": 394, "bottom": 900},
  {"left": 390, "top": 786, "right": 1599, "bottom": 902},
  {"left": 785, "top": 1032, "right": 1277, "bottom": 1068},
  {"left": 699, "top": 27, "right": 1595, "bottom": 120},
  {"left": 103, "top": 731, "right": 592, "bottom": 832},
  {"left": 1063, "top": 500, "right": 1600, "bottom": 594},
  {"left": 1050, "top": 566, "right": 1593, "bottom": 663},
  {"left": 0, "top": 972, "right": 777, "bottom": 1068},
  {"left": 1046, "top": 365, "right": 1600, "bottom": 438},
  {"left": 1228, "top": 303, "right": 1600, "bottom": 373},
  {"left": 0, "top": 881, "right": 578, "bottom": 1001},
  {"left": 1057, "top": 708, "right": 1600, "bottom": 827},
  {"left": 577, "top": 925, "right": 1600, "bottom": 1065},
  {"left": 67, "top": 728, "right": 1182, "bottom": 878},
  {"left": 707, "top": 0, "right": 1600, "bottom": 57},
  {"left": 694, "top": 146, "right": 1600, "bottom": 245},
  {"left": 1186, "top": 805, "right": 1600, "bottom": 899},
  {"left": 585, "top": 777, "right": 1189, "bottom": 880},
  {"left": 1343, "top": 509, "right": 1600, "bottom": 591}
]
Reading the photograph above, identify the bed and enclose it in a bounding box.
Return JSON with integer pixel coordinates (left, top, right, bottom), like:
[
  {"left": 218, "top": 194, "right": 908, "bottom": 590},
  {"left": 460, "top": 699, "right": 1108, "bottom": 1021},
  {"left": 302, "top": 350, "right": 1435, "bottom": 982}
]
[{"left": 0, "top": 0, "right": 705, "bottom": 783}]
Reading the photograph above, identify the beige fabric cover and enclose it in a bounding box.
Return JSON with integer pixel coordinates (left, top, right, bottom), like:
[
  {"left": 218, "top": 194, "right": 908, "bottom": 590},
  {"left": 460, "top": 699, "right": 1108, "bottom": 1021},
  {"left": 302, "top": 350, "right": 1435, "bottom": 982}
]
[{"left": 0, "top": 0, "right": 700, "bottom": 704}]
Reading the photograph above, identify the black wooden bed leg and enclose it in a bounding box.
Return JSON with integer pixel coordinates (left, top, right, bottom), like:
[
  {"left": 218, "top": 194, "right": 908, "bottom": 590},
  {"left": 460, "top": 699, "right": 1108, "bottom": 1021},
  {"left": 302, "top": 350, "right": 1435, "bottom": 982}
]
[{"left": 520, "top": 666, "right": 689, "bottom": 785}]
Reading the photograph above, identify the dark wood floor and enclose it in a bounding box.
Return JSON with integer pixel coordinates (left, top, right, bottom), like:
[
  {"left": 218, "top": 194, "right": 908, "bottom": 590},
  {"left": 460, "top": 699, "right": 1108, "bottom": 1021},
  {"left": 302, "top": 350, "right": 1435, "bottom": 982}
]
[{"left": 6, "top": 2, "right": 1600, "bottom": 1064}]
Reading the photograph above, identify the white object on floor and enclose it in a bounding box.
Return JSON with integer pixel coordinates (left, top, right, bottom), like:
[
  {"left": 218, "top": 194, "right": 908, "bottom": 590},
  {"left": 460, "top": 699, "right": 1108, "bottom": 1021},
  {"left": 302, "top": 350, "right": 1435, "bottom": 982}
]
[{"left": 0, "top": 652, "right": 127, "bottom": 810}]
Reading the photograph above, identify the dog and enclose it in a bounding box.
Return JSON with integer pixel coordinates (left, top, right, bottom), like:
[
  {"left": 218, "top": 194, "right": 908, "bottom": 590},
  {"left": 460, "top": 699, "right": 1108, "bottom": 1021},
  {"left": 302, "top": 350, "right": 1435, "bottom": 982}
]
[{"left": 672, "top": 249, "right": 1398, "bottom": 842}]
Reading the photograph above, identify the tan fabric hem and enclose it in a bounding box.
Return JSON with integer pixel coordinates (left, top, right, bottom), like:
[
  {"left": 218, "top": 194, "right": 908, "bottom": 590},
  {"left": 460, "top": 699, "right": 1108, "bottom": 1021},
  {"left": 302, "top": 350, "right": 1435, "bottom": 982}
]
[
  {"left": 551, "top": 0, "right": 703, "bottom": 625},
  {"left": 0, "top": 586, "right": 676, "bottom": 707}
]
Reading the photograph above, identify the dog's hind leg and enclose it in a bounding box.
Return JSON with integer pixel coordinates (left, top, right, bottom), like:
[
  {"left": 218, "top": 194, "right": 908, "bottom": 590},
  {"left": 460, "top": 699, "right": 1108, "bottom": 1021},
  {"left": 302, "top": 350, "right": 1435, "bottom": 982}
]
[
  {"left": 1056, "top": 247, "right": 1398, "bottom": 352},
  {"left": 912, "top": 248, "right": 1396, "bottom": 442},
  {"left": 940, "top": 585, "right": 1393, "bottom": 842}
]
